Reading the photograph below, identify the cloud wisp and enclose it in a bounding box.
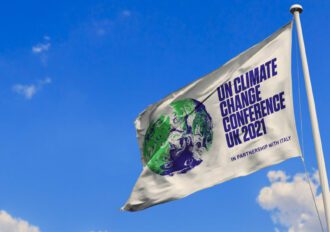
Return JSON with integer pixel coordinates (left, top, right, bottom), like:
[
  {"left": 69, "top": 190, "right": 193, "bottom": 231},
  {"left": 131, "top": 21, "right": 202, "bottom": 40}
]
[
  {"left": 257, "top": 170, "right": 326, "bottom": 232},
  {"left": 32, "top": 36, "right": 51, "bottom": 54},
  {"left": 12, "top": 77, "right": 52, "bottom": 100},
  {"left": 0, "top": 210, "right": 40, "bottom": 232},
  {"left": 90, "top": 9, "right": 132, "bottom": 37},
  {"left": 32, "top": 36, "right": 51, "bottom": 65}
]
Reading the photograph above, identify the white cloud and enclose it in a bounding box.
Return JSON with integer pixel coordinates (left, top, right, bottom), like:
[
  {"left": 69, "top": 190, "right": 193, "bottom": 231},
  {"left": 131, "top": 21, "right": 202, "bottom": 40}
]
[
  {"left": 257, "top": 170, "right": 326, "bottom": 232},
  {"left": 267, "top": 170, "right": 288, "bottom": 182},
  {"left": 13, "top": 77, "right": 52, "bottom": 100},
  {"left": 12, "top": 84, "right": 37, "bottom": 99},
  {"left": 0, "top": 210, "right": 40, "bottom": 232},
  {"left": 32, "top": 43, "right": 50, "bottom": 54},
  {"left": 32, "top": 36, "right": 51, "bottom": 54},
  {"left": 32, "top": 36, "right": 51, "bottom": 65}
]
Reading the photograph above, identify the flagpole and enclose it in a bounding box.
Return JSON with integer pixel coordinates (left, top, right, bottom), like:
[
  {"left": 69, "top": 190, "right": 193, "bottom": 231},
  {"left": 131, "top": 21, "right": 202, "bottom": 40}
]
[{"left": 290, "top": 4, "right": 330, "bottom": 231}]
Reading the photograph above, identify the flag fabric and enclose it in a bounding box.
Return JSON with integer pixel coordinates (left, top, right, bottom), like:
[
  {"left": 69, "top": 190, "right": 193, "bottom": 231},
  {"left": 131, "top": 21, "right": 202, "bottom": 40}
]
[{"left": 123, "top": 22, "right": 301, "bottom": 211}]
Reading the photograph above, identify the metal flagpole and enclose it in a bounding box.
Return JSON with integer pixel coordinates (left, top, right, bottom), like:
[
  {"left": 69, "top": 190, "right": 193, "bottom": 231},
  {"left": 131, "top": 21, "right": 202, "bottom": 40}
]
[{"left": 290, "top": 4, "right": 330, "bottom": 231}]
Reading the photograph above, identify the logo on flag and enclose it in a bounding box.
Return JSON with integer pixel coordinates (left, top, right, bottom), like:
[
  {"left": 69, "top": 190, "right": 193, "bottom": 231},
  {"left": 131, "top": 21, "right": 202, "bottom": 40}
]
[{"left": 143, "top": 99, "right": 213, "bottom": 176}]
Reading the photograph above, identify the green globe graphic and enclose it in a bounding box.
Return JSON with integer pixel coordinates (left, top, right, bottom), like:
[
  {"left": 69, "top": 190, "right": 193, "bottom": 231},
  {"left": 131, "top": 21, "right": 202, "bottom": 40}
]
[{"left": 143, "top": 98, "right": 213, "bottom": 176}]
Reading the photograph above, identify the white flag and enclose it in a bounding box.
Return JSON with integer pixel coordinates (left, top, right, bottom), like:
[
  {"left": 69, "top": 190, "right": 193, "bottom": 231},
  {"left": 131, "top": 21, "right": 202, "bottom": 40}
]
[{"left": 123, "top": 22, "right": 301, "bottom": 211}]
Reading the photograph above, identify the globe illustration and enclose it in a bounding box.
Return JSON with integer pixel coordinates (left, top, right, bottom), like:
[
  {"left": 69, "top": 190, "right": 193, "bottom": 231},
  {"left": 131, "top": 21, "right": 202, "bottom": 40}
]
[{"left": 143, "top": 98, "right": 213, "bottom": 176}]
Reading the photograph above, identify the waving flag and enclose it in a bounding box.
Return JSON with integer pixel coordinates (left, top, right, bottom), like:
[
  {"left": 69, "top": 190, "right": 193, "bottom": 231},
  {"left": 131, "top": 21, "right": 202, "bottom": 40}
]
[{"left": 123, "top": 22, "right": 301, "bottom": 211}]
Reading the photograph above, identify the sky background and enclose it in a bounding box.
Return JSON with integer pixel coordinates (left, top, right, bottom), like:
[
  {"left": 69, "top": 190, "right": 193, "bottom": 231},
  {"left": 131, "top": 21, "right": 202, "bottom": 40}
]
[{"left": 0, "top": 0, "right": 329, "bottom": 232}]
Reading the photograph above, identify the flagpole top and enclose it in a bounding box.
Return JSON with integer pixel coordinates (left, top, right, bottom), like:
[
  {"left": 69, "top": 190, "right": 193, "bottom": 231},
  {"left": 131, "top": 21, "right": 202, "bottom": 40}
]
[{"left": 290, "top": 4, "right": 303, "bottom": 14}]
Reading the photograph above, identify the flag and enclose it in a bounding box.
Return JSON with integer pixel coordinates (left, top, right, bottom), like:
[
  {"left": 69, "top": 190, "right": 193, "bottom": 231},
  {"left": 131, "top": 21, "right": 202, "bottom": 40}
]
[{"left": 123, "top": 22, "right": 301, "bottom": 211}]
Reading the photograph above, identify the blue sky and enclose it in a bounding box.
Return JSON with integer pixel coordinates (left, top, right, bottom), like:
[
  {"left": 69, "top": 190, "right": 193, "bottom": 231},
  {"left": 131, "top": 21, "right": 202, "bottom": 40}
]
[{"left": 0, "top": 1, "right": 329, "bottom": 232}]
